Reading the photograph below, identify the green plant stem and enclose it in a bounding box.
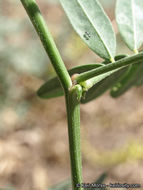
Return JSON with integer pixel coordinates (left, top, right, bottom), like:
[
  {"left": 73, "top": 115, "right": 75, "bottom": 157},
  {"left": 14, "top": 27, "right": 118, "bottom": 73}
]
[
  {"left": 20, "top": 2, "right": 83, "bottom": 189},
  {"left": 65, "top": 85, "right": 83, "bottom": 190},
  {"left": 80, "top": 68, "right": 120, "bottom": 91},
  {"left": 75, "top": 52, "right": 143, "bottom": 83},
  {"left": 20, "top": 0, "right": 72, "bottom": 90}
]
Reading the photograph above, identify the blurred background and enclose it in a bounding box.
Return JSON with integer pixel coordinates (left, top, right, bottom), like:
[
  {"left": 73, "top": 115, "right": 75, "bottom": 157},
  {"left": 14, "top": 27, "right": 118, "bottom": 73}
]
[{"left": 0, "top": 0, "right": 143, "bottom": 189}]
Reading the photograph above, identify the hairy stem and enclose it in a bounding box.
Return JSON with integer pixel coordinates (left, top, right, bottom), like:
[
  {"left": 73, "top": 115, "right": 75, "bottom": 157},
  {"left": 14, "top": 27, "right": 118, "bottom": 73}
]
[
  {"left": 65, "top": 85, "right": 83, "bottom": 190},
  {"left": 20, "top": 0, "right": 72, "bottom": 90},
  {"left": 20, "top": 1, "right": 83, "bottom": 190},
  {"left": 80, "top": 68, "right": 120, "bottom": 91},
  {"left": 75, "top": 52, "right": 143, "bottom": 83}
]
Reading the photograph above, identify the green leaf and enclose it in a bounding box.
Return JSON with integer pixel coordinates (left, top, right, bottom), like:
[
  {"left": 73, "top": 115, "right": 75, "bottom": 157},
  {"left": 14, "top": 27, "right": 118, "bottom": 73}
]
[
  {"left": 47, "top": 173, "right": 107, "bottom": 190},
  {"left": 81, "top": 67, "right": 127, "bottom": 103},
  {"left": 80, "top": 68, "right": 120, "bottom": 92},
  {"left": 103, "top": 54, "right": 128, "bottom": 64},
  {"left": 95, "top": 172, "right": 107, "bottom": 184},
  {"left": 134, "top": 51, "right": 143, "bottom": 86},
  {"left": 81, "top": 55, "right": 128, "bottom": 103},
  {"left": 37, "top": 63, "right": 103, "bottom": 99},
  {"left": 37, "top": 77, "right": 63, "bottom": 99},
  {"left": 110, "top": 62, "right": 143, "bottom": 97},
  {"left": 48, "top": 179, "right": 71, "bottom": 190},
  {"left": 84, "top": 173, "right": 107, "bottom": 190},
  {"left": 116, "top": 0, "right": 143, "bottom": 51},
  {"left": 60, "top": 0, "right": 116, "bottom": 60},
  {"left": 135, "top": 75, "right": 143, "bottom": 86}
]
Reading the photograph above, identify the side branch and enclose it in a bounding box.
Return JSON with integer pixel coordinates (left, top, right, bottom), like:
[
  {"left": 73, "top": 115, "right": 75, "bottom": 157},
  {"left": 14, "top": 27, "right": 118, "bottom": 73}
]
[{"left": 75, "top": 52, "right": 143, "bottom": 83}]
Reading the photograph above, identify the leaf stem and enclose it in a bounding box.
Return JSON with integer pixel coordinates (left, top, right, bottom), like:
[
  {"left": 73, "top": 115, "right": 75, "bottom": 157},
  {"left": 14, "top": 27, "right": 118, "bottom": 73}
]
[
  {"left": 75, "top": 51, "right": 143, "bottom": 83},
  {"left": 80, "top": 68, "right": 120, "bottom": 92},
  {"left": 20, "top": 0, "right": 72, "bottom": 90},
  {"left": 65, "top": 85, "right": 83, "bottom": 190}
]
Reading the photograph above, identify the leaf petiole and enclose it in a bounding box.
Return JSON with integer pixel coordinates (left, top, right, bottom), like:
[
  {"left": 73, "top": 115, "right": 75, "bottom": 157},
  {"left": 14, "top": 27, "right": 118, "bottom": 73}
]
[{"left": 75, "top": 51, "right": 143, "bottom": 83}]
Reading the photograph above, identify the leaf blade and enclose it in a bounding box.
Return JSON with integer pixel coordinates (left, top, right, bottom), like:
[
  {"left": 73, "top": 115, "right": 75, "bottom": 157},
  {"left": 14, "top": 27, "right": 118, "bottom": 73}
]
[
  {"left": 116, "top": 0, "right": 143, "bottom": 51},
  {"left": 110, "top": 62, "right": 143, "bottom": 97},
  {"left": 48, "top": 179, "right": 71, "bottom": 190},
  {"left": 37, "top": 63, "right": 103, "bottom": 99},
  {"left": 84, "top": 173, "right": 107, "bottom": 190},
  {"left": 81, "top": 55, "right": 128, "bottom": 103},
  {"left": 81, "top": 67, "right": 127, "bottom": 103},
  {"left": 60, "top": 0, "right": 116, "bottom": 60},
  {"left": 135, "top": 75, "right": 143, "bottom": 86}
]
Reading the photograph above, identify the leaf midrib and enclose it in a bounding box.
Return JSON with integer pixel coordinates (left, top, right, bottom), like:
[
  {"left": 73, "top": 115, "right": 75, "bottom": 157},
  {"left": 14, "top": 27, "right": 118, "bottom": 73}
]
[{"left": 77, "top": 0, "right": 113, "bottom": 60}]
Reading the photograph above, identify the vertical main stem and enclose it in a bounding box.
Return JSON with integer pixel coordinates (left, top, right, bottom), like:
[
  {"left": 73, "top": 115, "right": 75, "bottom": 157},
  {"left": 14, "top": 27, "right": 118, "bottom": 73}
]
[
  {"left": 20, "top": 0, "right": 72, "bottom": 90},
  {"left": 20, "top": 1, "right": 83, "bottom": 189},
  {"left": 65, "top": 85, "right": 83, "bottom": 190}
]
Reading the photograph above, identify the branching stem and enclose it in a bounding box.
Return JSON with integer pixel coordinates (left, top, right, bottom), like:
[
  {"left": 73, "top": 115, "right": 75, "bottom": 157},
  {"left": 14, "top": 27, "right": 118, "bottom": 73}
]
[
  {"left": 75, "top": 52, "right": 143, "bottom": 83},
  {"left": 20, "top": 1, "right": 83, "bottom": 190}
]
